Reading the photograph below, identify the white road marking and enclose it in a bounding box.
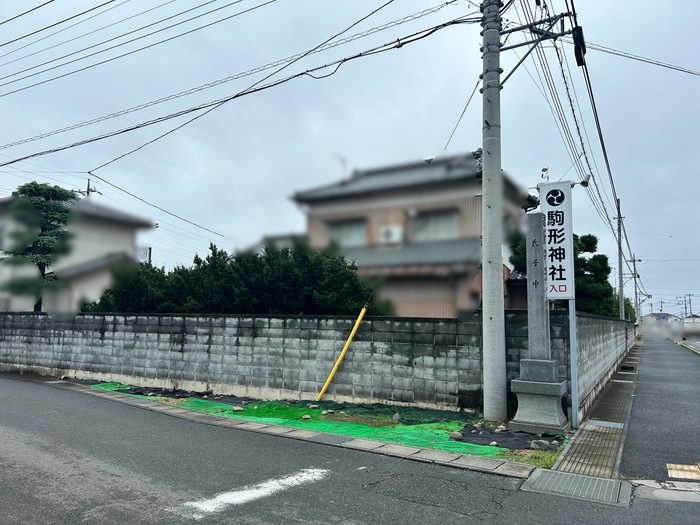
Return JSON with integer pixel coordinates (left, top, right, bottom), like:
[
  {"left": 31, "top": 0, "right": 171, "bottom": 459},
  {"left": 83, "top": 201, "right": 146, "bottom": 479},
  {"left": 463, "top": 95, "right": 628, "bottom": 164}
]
[{"left": 177, "top": 468, "right": 330, "bottom": 519}]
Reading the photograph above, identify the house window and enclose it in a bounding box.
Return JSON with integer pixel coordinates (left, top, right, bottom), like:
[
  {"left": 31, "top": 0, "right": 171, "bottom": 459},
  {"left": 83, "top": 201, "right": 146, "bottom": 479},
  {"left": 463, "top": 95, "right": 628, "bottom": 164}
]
[
  {"left": 409, "top": 209, "right": 458, "bottom": 242},
  {"left": 328, "top": 220, "right": 366, "bottom": 247}
]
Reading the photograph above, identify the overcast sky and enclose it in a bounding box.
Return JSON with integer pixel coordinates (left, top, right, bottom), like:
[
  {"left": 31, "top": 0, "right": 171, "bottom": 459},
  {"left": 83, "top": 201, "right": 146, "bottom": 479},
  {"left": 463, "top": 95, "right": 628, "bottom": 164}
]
[{"left": 1, "top": 1, "right": 698, "bottom": 317}]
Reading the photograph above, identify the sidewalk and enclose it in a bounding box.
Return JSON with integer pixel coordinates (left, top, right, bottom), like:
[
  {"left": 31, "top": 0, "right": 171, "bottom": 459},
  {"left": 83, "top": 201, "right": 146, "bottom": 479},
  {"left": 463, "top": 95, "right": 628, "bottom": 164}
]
[
  {"left": 553, "top": 343, "right": 642, "bottom": 478},
  {"left": 554, "top": 336, "right": 700, "bottom": 485}
]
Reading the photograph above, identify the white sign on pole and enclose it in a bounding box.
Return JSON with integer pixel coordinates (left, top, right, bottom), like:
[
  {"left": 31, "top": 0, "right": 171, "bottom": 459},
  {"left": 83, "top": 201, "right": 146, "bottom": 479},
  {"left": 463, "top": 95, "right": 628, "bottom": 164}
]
[{"left": 540, "top": 181, "right": 575, "bottom": 300}]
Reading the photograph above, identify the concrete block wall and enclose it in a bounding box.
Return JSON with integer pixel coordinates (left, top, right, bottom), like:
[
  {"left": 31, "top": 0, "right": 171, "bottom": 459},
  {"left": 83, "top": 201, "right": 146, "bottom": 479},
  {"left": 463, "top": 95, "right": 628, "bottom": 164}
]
[
  {"left": 574, "top": 312, "right": 635, "bottom": 420},
  {"left": 0, "top": 310, "right": 633, "bottom": 415},
  {"left": 0, "top": 313, "right": 485, "bottom": 410}
]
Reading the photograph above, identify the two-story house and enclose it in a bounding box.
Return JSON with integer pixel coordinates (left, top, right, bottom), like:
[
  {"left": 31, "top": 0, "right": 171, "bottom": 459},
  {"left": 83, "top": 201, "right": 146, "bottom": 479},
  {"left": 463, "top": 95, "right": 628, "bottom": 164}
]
[
  {"left": 292, "top": 152, "right": 529, "bottom": 318},
  {"left": 0, "top": 195, "right": 153, "bottom": 315}
]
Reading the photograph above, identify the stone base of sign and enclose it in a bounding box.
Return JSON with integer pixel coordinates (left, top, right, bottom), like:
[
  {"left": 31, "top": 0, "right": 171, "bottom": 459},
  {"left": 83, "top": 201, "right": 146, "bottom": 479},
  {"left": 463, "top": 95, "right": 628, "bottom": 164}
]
[
  {"left": 510, "top": 379, "right": 570, "bottom": 435},
  {"left": 518, "top": 359, "right": 559, "bottom": 382}
]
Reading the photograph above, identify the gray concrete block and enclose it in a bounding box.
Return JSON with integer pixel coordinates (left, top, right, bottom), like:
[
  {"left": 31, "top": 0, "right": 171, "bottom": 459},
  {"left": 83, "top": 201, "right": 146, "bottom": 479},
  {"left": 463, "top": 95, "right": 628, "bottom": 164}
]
[
  {"left": 372, "top": 320, "right": 392, "bottom": 332},
  {"left": 333, "top": 384, "right": 353, "bottom": 396},
  {"left": 393, "top": 389, "right": 414, "bottom": 403},
  {"left": 371, "top": 373, "right": 392, "bottom": 388},
  {"left": 457, "top": 320, "right": 481, "bottom": 335},
  {"left": 392, "top": 320, "right": 411, "bottom": 332},
  {"left": 434, "top": 321, "right": 457, "bottom": 334},
  {"left": 268, "top": 328, "right": 285, "bottom": 339},
  {"left": 299, "top": 380, "right": 317, "bottom": 393},
  {"left": 334, "top": 319, "right": 354, "bottom": 331},
  {"left": 301, "top": 319, "right": 318, "bottom": 330},
  {"left": 269, "top": 318, "right": 284, "bottom": 329},
  {"left": 283, "top": 328, "right": 301, "bottom": 339},
  {"left": 283, "top": 318, "right": 300, "bottom": 329},
  {"left": 392, "top": 376, "right": 413, "bottom": 390},
  {"left": 412, "top": 321, "right": 435, "bottom": 334}
]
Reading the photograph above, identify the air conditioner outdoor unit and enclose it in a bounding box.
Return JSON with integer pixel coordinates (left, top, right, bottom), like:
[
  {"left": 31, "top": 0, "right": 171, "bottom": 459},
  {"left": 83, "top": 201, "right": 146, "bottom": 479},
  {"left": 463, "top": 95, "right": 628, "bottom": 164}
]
[{"left": 380, "top": 225, "right": 403, "bottom": 244}]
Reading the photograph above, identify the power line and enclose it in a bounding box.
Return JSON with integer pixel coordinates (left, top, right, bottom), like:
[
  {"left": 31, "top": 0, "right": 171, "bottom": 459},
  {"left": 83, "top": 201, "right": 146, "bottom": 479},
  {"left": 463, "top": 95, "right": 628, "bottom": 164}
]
[
  {"left": 562, "top": 38, "right": 700, "bottom": 77},
  {"left": 442, "top": 77, "right": 480, "bottom": 152},
  {"left": 85, "top": 170, "right": 223, "bottom": 237},
  {"left": 0, "top": 18, "right": 468, "bottom": 170},
  {"left": 0, "top": 0, "right": 221, "bottom": 78},
  {"left": 0, "top": 1, "right": 54, "bottom": 28},
  {"left": 67, "top": 0, "right": 409, "bottom": 241},
  {"left": 0, "top": 1, "right": 117, "bottom": 49},
  {"left": 0, "top": 0, "right": 273, "bottom": 96},
  {"left": 0, "top": 0, "right": 170, "bottom": 63},
  {"left": 90, "top": 0, "right": 417, "bottom": 172},
  {"left": 0, "top": 1, "right": 461, "bottom": 152}
]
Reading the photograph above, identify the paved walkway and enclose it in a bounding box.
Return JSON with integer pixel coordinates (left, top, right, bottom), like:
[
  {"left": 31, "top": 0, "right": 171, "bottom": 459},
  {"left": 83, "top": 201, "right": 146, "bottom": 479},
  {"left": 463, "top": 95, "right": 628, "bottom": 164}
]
[
  {"left": 555, "top": 337, "right": 700, "bottom": 484},
  {"left": 619, "top": 337, "right": 700, "bottom": 481},
  {"left": 554, "top": 344, "right": 640, "bottom": 478}
]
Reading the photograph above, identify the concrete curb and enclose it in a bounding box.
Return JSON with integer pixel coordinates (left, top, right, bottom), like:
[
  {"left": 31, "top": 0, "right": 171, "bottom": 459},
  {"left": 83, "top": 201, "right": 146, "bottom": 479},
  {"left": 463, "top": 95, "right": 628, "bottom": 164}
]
[{"left": 677, "top": 341, "right": 700, "bottom": 357}]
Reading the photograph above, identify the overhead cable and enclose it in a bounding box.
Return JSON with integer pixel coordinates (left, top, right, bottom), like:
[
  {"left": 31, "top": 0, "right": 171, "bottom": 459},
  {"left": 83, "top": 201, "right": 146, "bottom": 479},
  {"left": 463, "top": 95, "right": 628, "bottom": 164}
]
[
  {"left": 0, "top": 18, "right": 469, "bottom": 169},
  {"left": 0, "top": 0, "right": 271, "bottom": 95},
  {"left": 0, "top": 1, "right": 55, "bottom": 28},
  {"left": 0, "top": 0, "right": 464, "bottom": 151},
  {"left": 0, "top": 1, "right": 117, "bottom": 48}
]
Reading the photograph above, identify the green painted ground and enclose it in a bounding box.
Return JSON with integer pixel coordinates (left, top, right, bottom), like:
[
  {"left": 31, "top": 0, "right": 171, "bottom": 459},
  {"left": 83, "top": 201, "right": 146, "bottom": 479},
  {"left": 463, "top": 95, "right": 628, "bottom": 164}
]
[{"left": 91, "top": 382, "right": 505, "bottom": 457}]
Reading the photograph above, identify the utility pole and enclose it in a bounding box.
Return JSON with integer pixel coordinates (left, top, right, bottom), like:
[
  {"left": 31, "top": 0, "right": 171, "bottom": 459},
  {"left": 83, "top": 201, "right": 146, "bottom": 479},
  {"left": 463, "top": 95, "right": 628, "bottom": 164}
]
[
  {"left": 631, "top": 254, "right": 640, "bottom": 321},
  {"left": 76, "top": 178, "right": 101, "bottom": 197},
  {"left": 617, "top": 198, "right": 625, "bottom": 320},
  {"left": 480, "top": 0, "right": 506, "bottom": 422}
]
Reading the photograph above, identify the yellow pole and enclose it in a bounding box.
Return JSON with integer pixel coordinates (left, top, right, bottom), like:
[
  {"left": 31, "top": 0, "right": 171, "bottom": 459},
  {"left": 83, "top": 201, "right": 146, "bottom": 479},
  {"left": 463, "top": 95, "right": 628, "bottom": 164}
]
[{"left": 316, "top": 305, "right": 368, "bottom": 401}]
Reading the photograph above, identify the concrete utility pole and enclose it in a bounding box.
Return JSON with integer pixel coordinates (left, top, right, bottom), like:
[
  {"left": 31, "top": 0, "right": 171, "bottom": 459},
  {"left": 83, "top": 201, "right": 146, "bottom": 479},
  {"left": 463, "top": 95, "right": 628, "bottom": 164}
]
[
  {"left": 480, "top": 0, "right": 506, "bottom": 422},
  {"left": 632, "top": 254, "right": 640, "bottom": 321},
  {"left": 76, "top": 179, "right": 101, "bottom": 197},
  {"left": 617, "top": 198, "right": 625, "bottom": 320}
]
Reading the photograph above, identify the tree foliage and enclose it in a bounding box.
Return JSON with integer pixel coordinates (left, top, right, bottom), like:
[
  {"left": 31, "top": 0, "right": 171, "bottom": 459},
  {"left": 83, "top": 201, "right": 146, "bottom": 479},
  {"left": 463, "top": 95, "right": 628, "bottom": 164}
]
[
  {"left": 1, "top": 182, "right": 76, "bottom": 311},
  {"left": 83, "top": 241, "right": 393, "bottom": 316},
  {"left": 509, "top": 230, "right": 636, "bottom": 321}
]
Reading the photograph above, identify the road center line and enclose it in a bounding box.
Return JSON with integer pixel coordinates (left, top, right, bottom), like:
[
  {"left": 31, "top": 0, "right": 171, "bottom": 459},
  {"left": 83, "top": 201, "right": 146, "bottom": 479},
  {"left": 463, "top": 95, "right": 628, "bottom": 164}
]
[{"left": 179, "top": 468, "right": 330, "bottom": 519}]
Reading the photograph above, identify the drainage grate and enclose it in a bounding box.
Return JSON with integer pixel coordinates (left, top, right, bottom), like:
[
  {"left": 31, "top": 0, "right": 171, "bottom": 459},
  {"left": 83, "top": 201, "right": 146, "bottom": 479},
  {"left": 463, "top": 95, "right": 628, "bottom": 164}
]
[
  {"left": 310, "top": 433, "right": 354, "bottom": 445},
  {"left": 45, "top": 380, "right": 67, "bottom": 384},
  {"left": 522, "top": 469, "right": 631, "bottom": 507},
  {"left": 588, "top": 419, "right": 624, "bottom": 429},
  {"left": 123, "top": 398, "right": 153, "bottom": 405}
]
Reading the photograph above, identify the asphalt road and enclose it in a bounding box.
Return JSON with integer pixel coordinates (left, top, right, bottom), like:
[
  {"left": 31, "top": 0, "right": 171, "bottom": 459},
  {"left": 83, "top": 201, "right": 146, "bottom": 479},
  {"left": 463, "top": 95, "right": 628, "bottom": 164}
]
[
  {"left": 0, "top": 374, "right": 697, "bottom": 524},
  {"left": 619, "top": 337, "right": 700, "bottom": 481}
]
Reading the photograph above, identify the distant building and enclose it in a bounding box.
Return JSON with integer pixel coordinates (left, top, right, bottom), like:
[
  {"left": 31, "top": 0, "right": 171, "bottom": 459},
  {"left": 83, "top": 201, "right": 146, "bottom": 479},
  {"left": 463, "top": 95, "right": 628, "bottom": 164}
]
[
  {"left": 291, "top": 152, "right": 529, "bottom": 317},
  {"left": 642, "top": 312, "right": 681, "bottom": 323},
  {"left": 0, "top": 196, "right": 152, "bottom": 314}
]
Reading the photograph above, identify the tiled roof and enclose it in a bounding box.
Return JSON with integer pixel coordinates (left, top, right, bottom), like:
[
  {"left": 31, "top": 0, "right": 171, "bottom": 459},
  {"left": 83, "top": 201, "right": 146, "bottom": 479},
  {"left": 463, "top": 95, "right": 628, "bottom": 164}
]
[
  {"left": 70, "top": 198, "right": 153, "bottom": 228},
  {"left": 47, "top": 252, "right": 139, "bottom": 280},
  {"left": 294, "top": 153, "right": 483, "bottom": 203}
]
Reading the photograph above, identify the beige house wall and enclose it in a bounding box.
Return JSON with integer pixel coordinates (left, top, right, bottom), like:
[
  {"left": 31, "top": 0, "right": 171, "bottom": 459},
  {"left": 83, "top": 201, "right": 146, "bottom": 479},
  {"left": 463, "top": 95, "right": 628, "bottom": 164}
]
[
  {"left": 305, "top": 184, "right": 483, "bottom": 248},
  {"left": 375, "top": 273, "right": 482, "bottom": 318}
]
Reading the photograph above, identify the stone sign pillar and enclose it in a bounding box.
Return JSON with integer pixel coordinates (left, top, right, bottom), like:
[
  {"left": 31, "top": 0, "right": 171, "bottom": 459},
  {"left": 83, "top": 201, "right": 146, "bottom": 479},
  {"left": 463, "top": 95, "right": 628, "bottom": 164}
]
[{"left": 510, "top": 212, "right": 570, "bottom": 434}]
